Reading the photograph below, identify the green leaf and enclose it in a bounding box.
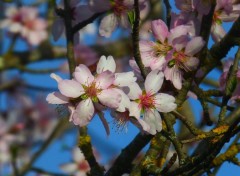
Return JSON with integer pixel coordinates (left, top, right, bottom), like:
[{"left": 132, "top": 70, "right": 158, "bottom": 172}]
[{"left": 128, "top": 10, "right": 135, "bottom": 29}]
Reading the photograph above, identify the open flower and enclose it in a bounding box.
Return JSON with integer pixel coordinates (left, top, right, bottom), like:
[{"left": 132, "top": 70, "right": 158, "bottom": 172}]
[
  {"left": 164, "top": 36, "right": 205, "bottom": 89},
  {"left": 61, "top": 147, "right": 90, "bottom": 176},
  {"left": 128, "top": 70, "right": 177, "bottom": 135},
  {"left": 0, "top": 6, "right": 47, "bottom": 45},
  {"left": 47, "top": 57, "right": 123, "bottom": 127}
]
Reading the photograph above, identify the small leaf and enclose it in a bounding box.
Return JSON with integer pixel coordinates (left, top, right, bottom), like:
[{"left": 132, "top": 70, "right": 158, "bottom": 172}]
[{"left": 128, "top": 10, "right": 135, "bottom": 29}]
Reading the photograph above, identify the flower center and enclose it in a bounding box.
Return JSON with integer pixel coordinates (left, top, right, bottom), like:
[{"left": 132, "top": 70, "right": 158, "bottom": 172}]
[
  {"left": 85, "top": 82, "right": 98, "bottom": 98},
  {"left": 112, "top": 111, "right": 131, "bottom": 133},
  {"left": 139, "top": 92, "right": 155, "bottom": 110},
  {"left": 213, "top": 11, "right": 222, "bottom": 25},
  {"left": 170, "top": 51, "right": 191, "bottom": 72},
  {"left": 153, "top": 42, "right": 172, "bottom": 57},
  {"left": 78, "top": 161, "right": 90, "bottom": 171},
  {"left": 12, "top": 14, "right": 22, "bottom": 23},
  {"left": 112, "top": 0, "right": 127, "bottom": 16}
]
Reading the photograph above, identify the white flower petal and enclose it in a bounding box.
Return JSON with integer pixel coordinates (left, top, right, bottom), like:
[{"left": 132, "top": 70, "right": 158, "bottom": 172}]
[
  {"left": 72, "top": 147, "right": 85, "bottom": 162},
  {"left": 145, "top": 70, "right": 164, "bottom": 95},
  {"left": 99, "top": 14, "right": 118, "bottom": 37},
  {"left": 73, "top": 98, "right": 94, "bottom": 126},
  {"left": 127, "top": 82, "right": 142, "bottom": 100},
  {"left": 58, "top": 80, "right": 84, "bottom": 98},
  {"left": 97, "top": 55, "right": 116, "bottom": 74},
  {"left": 46, "top": 92, "right": 69, "bottom": 104},
  {"left": 74, "top": 64, "right": 94, "bottom": 86},
  {"left": 144, "top": 109, "right": 162, "bottom": 134},
  {"left": 129, "top": 101, "right": 141, "bottom": 119},
  {"left": 98, "top": 88, "right": 122, "bottom": 109},
  {"left": 61, "top": 163, "right": 77, "bottom": 173},
  {"left": 114, "top": 72, "right": 137, "bottom": 87},
  {"left": 95, "top": 71, "right": 114, "bottom": 89},
  {"left": 154, "top": 93, "right": 177, "bottom": 112}
]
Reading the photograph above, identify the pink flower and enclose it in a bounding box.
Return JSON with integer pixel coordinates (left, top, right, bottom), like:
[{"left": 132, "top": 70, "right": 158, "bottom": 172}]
[
  {"left": 164, "top": 36, "right": 205, "bottom": 89},
  {"left": 61, "top": 147, "right": 90, "bottom": 176},
  {"left": 47, "top": 58, "right": 123, "bottom": 127},
  {"left": 0, "top": 6, "right": 47, "bottom": 45},
  {"left": 211, "top": 0, "right": 240, "bottom": 42},
  {"left": 139, "top": 19, "right": 191, "bottom": 71},
  {"left": 127, "top": 70, "right": 177, "bottom": 135}
]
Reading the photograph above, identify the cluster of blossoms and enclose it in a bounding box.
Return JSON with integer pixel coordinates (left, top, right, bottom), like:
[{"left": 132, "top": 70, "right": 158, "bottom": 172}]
[
  {"left": 47, "top": 55, "right": 177, "bottom": 135},
  {"left": 172, "top": 0, "right": 240, "bottom": 42},
  {"left": 137, "top": 19, "right": 205, "bottom": 89},
  {"left": 52, "top": 0, "right": 148, "bottom": 41},
  {"left": 0, "top": 6, "right": 48, "bottom": 45}
]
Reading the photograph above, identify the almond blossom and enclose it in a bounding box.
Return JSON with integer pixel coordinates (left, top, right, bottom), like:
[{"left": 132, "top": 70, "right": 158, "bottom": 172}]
[
  {"left": 96, "top": 56, "right": 151, "bottom": 132},
  {"left": 90, "top": 0, "right": 146, "bottom": 37},
  {"left": 127, "top": 70, "right": 177, "bottom": 135},
  {"left": 139, "top": 19, "right": 190, "bottom": 71},
  {"left": 211, "top": 0, "right": 240, "bottom": 42},
  {"left": 61, "top": 147, "right": 90, "bottom": 176},
  {"left": 46, "top": 67, "right": 121, "bottom": 127},
  {"left": 0, "top": 6, "right": 47, "bottom": 45},
  {"left": 139, "top": 19, "right": 204, "bottom": 89},
  {"left": 164, "top": 36, "right": 205, "bottom": 89}
]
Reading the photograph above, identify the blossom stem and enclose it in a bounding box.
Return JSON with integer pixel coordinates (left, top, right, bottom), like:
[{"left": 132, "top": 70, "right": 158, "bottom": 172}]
[
  {"left": 63, "top": 0, "right": 76, "bottom": 77},
  {"left": 132, "top": 0, "right": 147, "bottom": 79}
]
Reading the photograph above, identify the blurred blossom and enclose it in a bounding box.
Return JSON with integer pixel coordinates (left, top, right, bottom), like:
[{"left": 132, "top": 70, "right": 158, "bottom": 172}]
[
  {"left": 0, "top": 6, "right": 48, "bottom": 45},
  {"left": 89, "top": 0, "right": 147, "bottom": 37},
  {"left": 60, "top": 147, "right": 90, "bottom": 176},
  {"left": 60, "top": 44, "right": 98, "bottom": 73}
]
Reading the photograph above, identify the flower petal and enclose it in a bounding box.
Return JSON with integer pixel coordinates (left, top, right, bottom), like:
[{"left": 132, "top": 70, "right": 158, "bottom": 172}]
[
  {"left": 185, "top": 37, "right": 205, "bottom": 56},
  {"left": 99, "top": 14, "right": 118, "bottom": 37},
  {"left": 114, "top": 72, "right": 137, "bottom": 87},
  {"left": 145, "top": 70, "right": 164, "bottom": 95},
  {"left": 129, "top": 101, "right": 141, "bottom": 119},
  {"left": 151, "top": 19, "right": 169, "bottom": 42},
  {"left": 72, "top": 147, "right": 85, "bottom": 162},
  {"left": 154, "top": 93, "right": 177, "bottom": 112},
  {"left": 98, "top": 88, "right": 122, "bottom": 109},
  {"left": 58, "top": 80, "right": 84, "bottom": 98},
  {"left": 50, "top": 73, "right": 63, "bottom": 83},
  {"left": 73, "top": 98, "right": 94, "bottom": 126},
  {"left": 114, "top": 89, "right": 131, "bottom": 112},
  {"left": 95, "top": 71, "right": 114, "bottom": 89},
  {"left": 61, "top": 163, "right": 77, "bottom": 173},
  {"left": 46, "top": 92, "right": 69, "bottom": 104},
  {"left": 144, "top": 109, "right": 162, "bottom": 134},
  {"left": 97, "top": 55, "right": 116, "bottom": 74},
  {"left": 74, "top": 64, "right": 94, "bottom": 86},
  {"left": 52, "top": 17, "right": 64, "bottom": 41},
  {"left": 127, "top": 82, "right": 142, "bottom": 100}
]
